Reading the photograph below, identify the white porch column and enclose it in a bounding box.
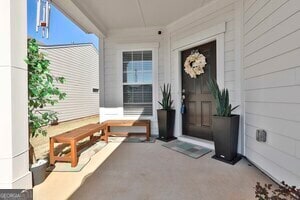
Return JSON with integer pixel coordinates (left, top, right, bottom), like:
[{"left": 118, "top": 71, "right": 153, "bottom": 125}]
[
  {"left": 0, "top": 0, "right": 32, "bottom": 189},
  {"left": 99, "top": 37, "right": 106, "bottom": 122},
  {"left": 99, "top": 37, "right": 105, "bottom": 107}
]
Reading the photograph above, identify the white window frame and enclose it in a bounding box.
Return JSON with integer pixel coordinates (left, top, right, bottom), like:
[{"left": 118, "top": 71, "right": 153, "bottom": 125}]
[{"left": 117, "top": 43, "right": 159, "bottom": 120}]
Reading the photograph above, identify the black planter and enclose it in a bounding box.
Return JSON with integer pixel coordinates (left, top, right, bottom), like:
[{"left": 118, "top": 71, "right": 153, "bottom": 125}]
[
  {"left": 157, "top": 109, "right": 176, "bottom": 142},
  {"left": 212, "top": 115, "right": 241, "bottom": 165}
]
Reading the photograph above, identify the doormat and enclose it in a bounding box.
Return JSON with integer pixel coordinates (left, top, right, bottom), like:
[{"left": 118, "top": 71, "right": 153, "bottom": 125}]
[
  {"left": 47, "top": 141, "right": 107, "bottom": 172},
  {"left": 123, "top": 136, "right": 156, "bottom": 143},
  {"left": 162, "top": 140, "right": 211, "bottom": 159}
]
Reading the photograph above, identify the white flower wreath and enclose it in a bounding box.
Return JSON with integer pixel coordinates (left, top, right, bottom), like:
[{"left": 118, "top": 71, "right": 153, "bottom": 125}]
[{"left": 184, "top": 52, "right": 207, "bottom": 78}]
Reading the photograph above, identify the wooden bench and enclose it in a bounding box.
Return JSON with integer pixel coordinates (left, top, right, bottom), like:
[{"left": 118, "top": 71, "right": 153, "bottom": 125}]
[
  {"left": 103, "top": 120, "right": 151, "bottom": 141},
  {"left": 49, "top": 123, "right": 107, "bottom": 167}
]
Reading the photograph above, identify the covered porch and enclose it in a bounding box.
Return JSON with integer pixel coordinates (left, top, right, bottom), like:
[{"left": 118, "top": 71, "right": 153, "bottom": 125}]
[{"left": 0, "top": 0, "right": 299, "bottom": 198}]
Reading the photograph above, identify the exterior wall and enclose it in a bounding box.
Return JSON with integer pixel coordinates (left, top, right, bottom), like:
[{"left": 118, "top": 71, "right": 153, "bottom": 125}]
[
  {"left": 100, "top": 0, "right": 242, "bottom": 139},
  {"left": 167, "top": 0, "right": 243, "bottom": 150},
  {"left": 243, "top": 0, "right": 300, "bottom": 186},
  {"left": 40, "top": 44, "right": 99, "bottom": 122},
  {"left": 101, "top": 27, "right": 165, "bottom": 134}
]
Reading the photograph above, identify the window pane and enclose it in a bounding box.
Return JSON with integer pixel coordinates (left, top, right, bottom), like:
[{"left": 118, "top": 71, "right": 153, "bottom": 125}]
[
  {"left": 133, "top": 93, "right": 143, "bottom": 102},
  {"left": 123, "top": 93, "right": 133, "bottom": 103},
  {"left": 123, "top": 85, "right": 132, "bottom": 93},
  {"left": 144, "top": 93, "right": 152, "bottom": 103},
  {"left": 143, "top": 61, "right": 152, "bottom": 71},
  {"left": 132, "top": 85, "right": 142, "bottom": 93},
  {"left": 143, "top": 51, "right": 152, "bottom": 61},
  {"left": 123, "top": 72, "right": 135, "bottom": 83},
  {"left": 143, "top": 85, "right": 152, "bottom": 93},
  {"left": 123, "top": 62, "right": 133, "bottom": 72},
  {"left": 123, "top": 52, "right": 132, "bottom": 62},
  {"left": 123, "top": 104, "right": 152, "bottom": 116},
  {"left": 143, "top": 72, "right": 152, "bottom": 83},
  {"left": 132, "top": 61, "right": 143, "bottom": 71},
  {"left": 133, "top": 51, "right": 142, "bottom": 61},
  {"left": 137, "top": 72, "right": 143, "bottom": 83}
]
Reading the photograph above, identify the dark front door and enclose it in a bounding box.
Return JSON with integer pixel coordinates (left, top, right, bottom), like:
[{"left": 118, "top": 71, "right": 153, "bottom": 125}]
[{"left": 181, "top": 41, "right": 216, "bottom": 141}]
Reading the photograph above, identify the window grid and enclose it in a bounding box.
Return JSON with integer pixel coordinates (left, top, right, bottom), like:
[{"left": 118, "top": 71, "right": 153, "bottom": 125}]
[{"left": 122, "top": 50, "right": 153, "bottom": 116}]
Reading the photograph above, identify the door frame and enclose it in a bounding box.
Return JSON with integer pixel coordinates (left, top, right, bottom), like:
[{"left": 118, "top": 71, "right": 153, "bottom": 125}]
[{"left": 171, "top": 22, "right": 226, "bottom": 144}]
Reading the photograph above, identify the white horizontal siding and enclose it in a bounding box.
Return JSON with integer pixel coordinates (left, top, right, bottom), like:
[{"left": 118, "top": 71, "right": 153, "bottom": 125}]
[
  {"left": 243, "top": 0, "right": 300, "bottom": 186},
  {"left": 40, "top": 44, "right": 99, "bottom": 122}
]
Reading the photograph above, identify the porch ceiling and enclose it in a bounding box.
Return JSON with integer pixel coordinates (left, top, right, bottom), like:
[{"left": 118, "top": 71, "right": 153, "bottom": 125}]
[{"left": 71, "top": 0, "right": 214, "bottom": 32}]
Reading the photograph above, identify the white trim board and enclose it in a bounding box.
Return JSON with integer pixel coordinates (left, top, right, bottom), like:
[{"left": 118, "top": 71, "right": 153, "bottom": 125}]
[
  {"left": 171, "top": 22, "right": 226, "bottom": 51},
  {"left": 171, "top": 22, "right": 226, "bottom": 145}
]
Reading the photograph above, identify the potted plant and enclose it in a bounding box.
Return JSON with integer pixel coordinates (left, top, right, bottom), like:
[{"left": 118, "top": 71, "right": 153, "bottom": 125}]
[
  {"left": 157, "top": 84, "right": 176, "bottom": 142},
  {"left": 26, "top": 39, "right": 66, "bottom": 186},
  {"left": 208, "top": 79, "right": 240, "bottom": 164}
]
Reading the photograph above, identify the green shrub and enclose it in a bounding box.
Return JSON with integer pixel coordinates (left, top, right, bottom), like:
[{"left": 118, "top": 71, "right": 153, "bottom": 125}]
[
  {"left": 26, "top": 39, "right": 66, "bottom": 137},
  {"left": 207, "top": 79, "right": 238, "bottom": 117},
  {"left": 158, "top": 83, "right": 173, "bottom": 110}
]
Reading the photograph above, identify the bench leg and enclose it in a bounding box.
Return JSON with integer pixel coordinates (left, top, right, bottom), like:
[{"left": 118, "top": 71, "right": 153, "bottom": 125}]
[
  {"left": 49, "top": 138, "right": 55, "bottom": 165},
  {"left": 104, "top": 126, "right": 109, "bottom": 143},
  {"left": 89, "top": 135, "right": 95, "bottom": 145},
  {"left": 71, "top": 140, "right": 78, "bottom": 167},
  {"left": 146, "top": 123, "right": 151, "bottom": 141}
]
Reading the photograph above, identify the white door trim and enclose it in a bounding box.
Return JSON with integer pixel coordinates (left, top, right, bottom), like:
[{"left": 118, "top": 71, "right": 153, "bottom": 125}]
[{"left": 171, "top": 23, "right": 226, "bottom": 140}]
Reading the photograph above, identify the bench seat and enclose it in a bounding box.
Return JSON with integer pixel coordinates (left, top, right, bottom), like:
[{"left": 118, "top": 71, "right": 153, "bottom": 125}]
[
  {"left": 49, "top": 123, "right": 107, "bottom": 167},
  {"left": 103, "top": 120, "right": 151, "bottom": 141}
]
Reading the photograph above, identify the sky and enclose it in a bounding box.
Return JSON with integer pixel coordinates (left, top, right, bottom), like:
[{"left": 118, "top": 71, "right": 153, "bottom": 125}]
[{"left": 27, "top": 0, "right": 99, "bottom": 49}]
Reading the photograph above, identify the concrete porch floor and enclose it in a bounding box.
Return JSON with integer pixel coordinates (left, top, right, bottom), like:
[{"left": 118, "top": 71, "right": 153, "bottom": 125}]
[
  {"left": 34, "top": 140, "right": 273, "bottom": 200},
  {"left": 69, "top": 142, "right": 274, "bottom": 200},
  {"left": 32, "top": 116, "right": 274, "bottom": 200}
]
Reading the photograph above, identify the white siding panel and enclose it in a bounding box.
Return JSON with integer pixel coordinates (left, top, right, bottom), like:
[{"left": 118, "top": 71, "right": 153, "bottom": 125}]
[
  {"left": 244, "top": 48, "right": 300, "bottom": 79},
  {"left": 244, "top": 0, "right": 299, "bottom": 45},
  {"left": 245, "top": 102, "right": 300, "bottom": 122},
  {"left": 244, "top": 0, "right": 270, "bottom": 24},
  {"left": 243, "top": 0, "right": 300, "bottom": 185},
  {"left": 245, "top": 86, "right": 300, "bottom": 103},
  {"left": 40, "top": 44, "right": 99, "bottom": 122},
  {"left": 244, "top": 29, "right": 300, "bottom": 68},
  {"left": 244, "top": 0, "right": 256, "bottom": 12},
  {"left": 245, "top": 113, "right": 300, "bottom": 140},
  {"left": 245, "top": 11, "right": 300, "bottom": 56},
  {"left": 245, "top": 125, "right": 296, "bottom": 156},
  {"left": 246, "top": 147, "right": 300, "bottom": 186},
  {"left": 296, "top": 67, "right": 300, "bottom": 84},
  {"left": 296, "top": 143, "right": 300, "bottom": 159},
  {"left": 244, "top": 0, "right": 288, "bottom": 33},
  {"left": 245, "top": 68, "right": 295, "bottom": 90},
  {"left": 246, "top": 136, "right": 300, "bottom": 178}
]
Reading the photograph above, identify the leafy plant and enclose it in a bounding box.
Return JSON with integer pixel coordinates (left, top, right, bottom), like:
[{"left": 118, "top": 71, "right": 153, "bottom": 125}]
[
  {"left": 207, "top": 79, "right": 238, "bottom": 117},
  {"left": 26, "top": 39, "right": 66, "bottom": 138},
  {"left": 255, "top": 181, "right": 300, "bottom": 200},
  {"left": 158, "top": 83, "right": 173, "bottom": 110}
]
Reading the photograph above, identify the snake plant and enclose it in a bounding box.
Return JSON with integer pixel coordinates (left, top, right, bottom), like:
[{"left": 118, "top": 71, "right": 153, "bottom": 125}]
[
  {"left": 208, "top": 79, "right": 238, "bottom": 117},
  {"left": 158, "top": 83, "right": 173, "bottom": 110}
]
